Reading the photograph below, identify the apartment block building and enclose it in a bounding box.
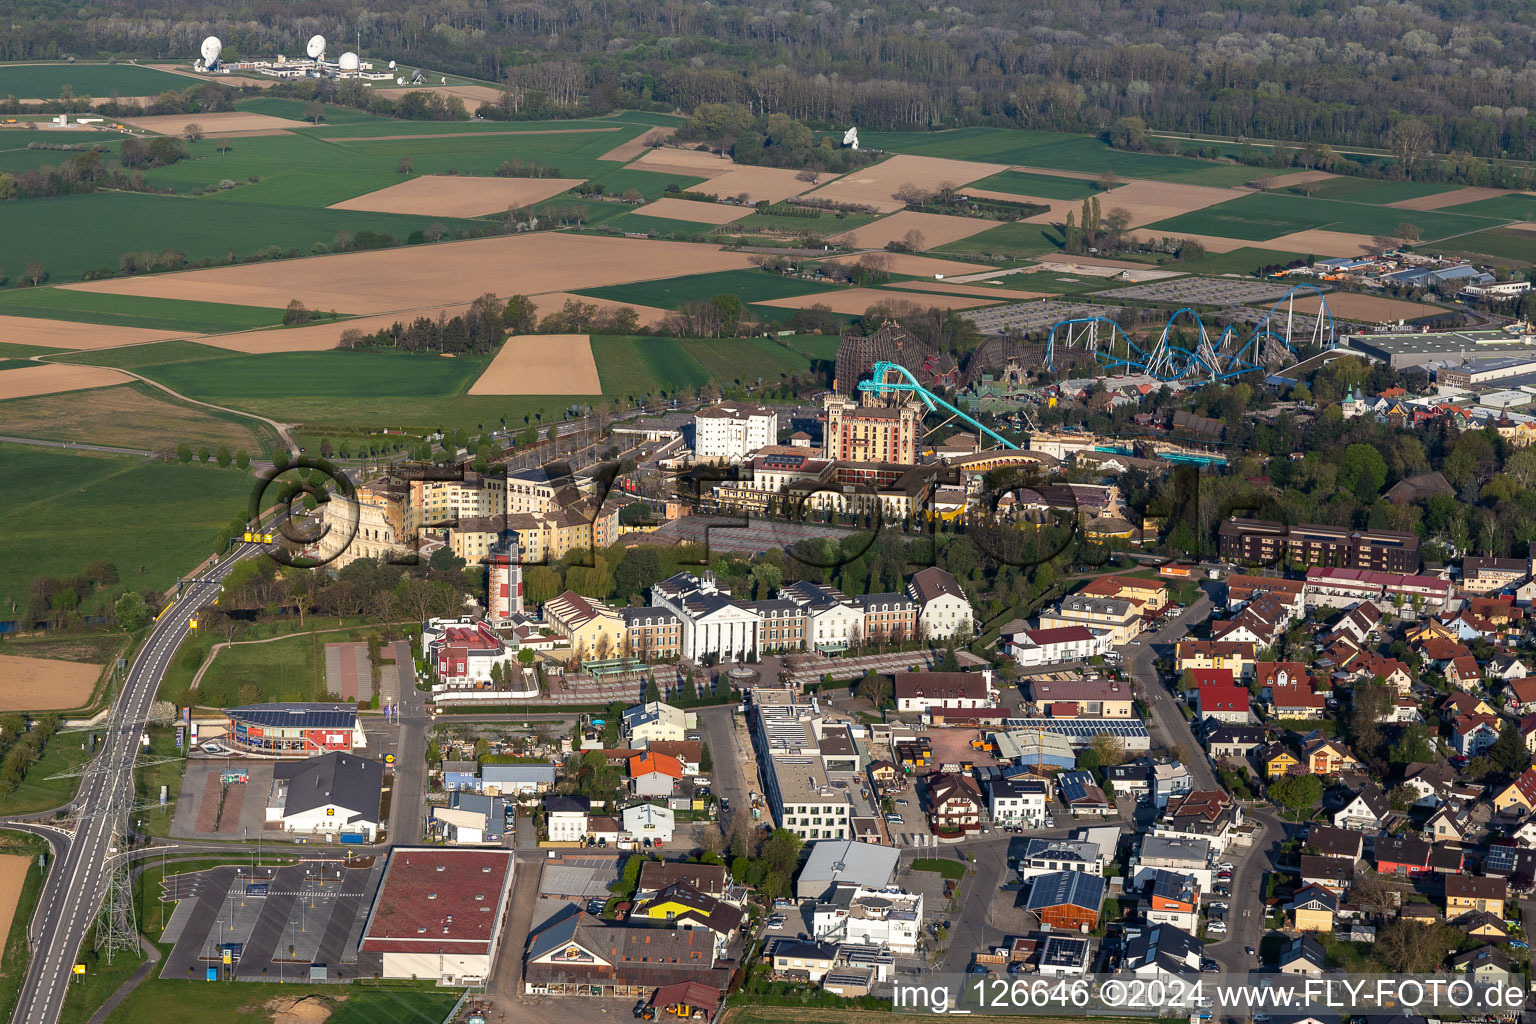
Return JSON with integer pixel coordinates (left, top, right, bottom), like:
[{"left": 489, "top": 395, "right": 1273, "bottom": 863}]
[
  {"left": 1219, "top": 517, "right": 1420, "bottom": 573},
  {"left": 694, "top": 402, "right": 779, "bottom": 463}
]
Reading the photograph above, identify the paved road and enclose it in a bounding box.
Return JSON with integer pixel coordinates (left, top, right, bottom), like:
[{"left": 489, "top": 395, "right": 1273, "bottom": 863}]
[
  {"left": 0, "top": 436, "right": 154, "bottom": 457},
  {"left": 1127, "top": 592, "right": 1218, "bottom": 791},
  {"left": 11, "top": 542, "right": 262, "bottom": 1024}
]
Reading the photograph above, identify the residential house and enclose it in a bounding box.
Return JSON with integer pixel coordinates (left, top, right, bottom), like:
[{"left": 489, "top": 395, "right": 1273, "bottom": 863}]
[
  {"left": 1375, "top": 835, "right": 1432, "bottom": 877},
  {"left": 1121, "top": 924, "right": 1204, "bottom": 982},
  {"left": 544, "top": 794, "right": 590, "bottom": 842},
  {"left": 1287, "top": 885, "right": 1338, "bottom": 933},
  {"left": 907, "top": 568, "right": 975, "bottom": 641},
  {"left": 1304, "top": 825, "right": 1363, "bottom": 861},
  {"left": 1494, "top": 771, "right": 1536, "bottom": 820},
  {"left": 1142, "top": 869, "right": 1200, "bottom": 931},
  {"left": 1206, "top": 724, "right": 1266, "bottom": 761},
  {"left": 630, "top": 751, "right": 685, "bottom": 798},
  {"left": 927, "top": 773, "right": 983, "bottom": 832},
  {"left": 1302, "top": 737, "right": 1359, "bottom": 775},
  {"left": 1332, "top": 782, "right": 1389, "bottom": 832},
  {"left": 1261, "top": 743, "right": 1300, "bottom": 779},
  {"left": 1452, "top": 714, "right": 1501, "bottom": 757},
  {"left": 1445, "top": 876, "right": 1507, "bottom": 918},
  {"left": 1278, "top": 935, "right": 1327, "bottom": 977},
  {"left": 1176, "top": 640, "right": 1256, "bottom": 680},
  {"left": 1028, "top": 677, "right": 1134, "bottom": 718},
  {"left": 1299, "top": 855, "right": 1354, "bottom": 895},
  {"left": 988, "top": 778, "right": 1049, "bottom": 827}
]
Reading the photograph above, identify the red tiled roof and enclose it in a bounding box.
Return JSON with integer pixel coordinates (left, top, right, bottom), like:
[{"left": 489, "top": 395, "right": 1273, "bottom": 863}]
[{"left": 360, "top": 848, "right": 513, "bottom": 955}]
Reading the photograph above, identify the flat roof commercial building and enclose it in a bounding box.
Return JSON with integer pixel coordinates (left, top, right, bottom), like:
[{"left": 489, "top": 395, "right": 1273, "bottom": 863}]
[
  {"left": 359, "top": 847, "right": 516, "bottom": 986},
  {"left": 1343, "top": 329, "right": 1536, "bottom": 369}
]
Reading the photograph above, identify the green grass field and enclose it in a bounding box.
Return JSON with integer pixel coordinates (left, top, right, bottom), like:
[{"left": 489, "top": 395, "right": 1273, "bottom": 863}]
[
  {"left": 609, "top": 212, "right": 718, "bottom": 238},
  {"left": 1427, "top": 226, "right": 1536, "bottom": 265},
  {"left": 935, "top": 220, "right": 1062, "bottom": 260},
  {"left": 1149, "top": 191, "right": 1507, "bottom": 242},
  {"left": 0, "top": 445, "right": 253, "bottom": 609},
  {"left": 0, "top": 288, "right": 285, "bottom": 333},
  {"left": 679, "top": 337, "right": 812, "bottom": 385},
  {"left": 966, "top": 169, "right": 1103, "bottom": 200},
  {"left": 0, "top": 62, "right": 192, "bottom": 99},
  {"left": 1171, "top": 246, "right": 1310, "bottom": 276},
  {"left": 194, "top": 632, "right": 328, "bottom": 706},
  {"left": 579, "top": 269, "right": 838, "bottom": 309},
  {"left": 1287, "top": 178, "right": 1455, "bottom": 204},
  {"left": 1438, "top": 193, "right": 1536, "bottom": 221},
  {"left": 4, "top": 191, "right": 485, "bottom": 285},
  {"left": 858, "top": 127, "right": 1260, "bottom": 186},
  {"left": 98, "top": 981, "right": 458, "bottom": 1024}
]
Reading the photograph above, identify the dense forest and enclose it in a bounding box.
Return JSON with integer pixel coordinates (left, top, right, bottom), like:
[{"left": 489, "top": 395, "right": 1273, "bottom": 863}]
[{"left": 5, "top": 0, "right": 1536, "bottom": 162}]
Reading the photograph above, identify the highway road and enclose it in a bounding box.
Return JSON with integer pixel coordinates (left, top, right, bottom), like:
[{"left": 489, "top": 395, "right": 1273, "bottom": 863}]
[{"left": 11, "top": 541, "right": 261, "bottom": 1024}]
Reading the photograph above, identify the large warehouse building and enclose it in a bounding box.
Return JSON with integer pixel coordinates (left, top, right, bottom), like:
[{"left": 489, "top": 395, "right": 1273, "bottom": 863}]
[{"left": 359, "top": 847, "right": 516, "bottom": 985}]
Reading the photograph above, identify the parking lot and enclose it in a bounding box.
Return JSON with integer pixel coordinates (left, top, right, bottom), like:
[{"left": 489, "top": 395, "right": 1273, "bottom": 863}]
[
  {"left": 157, "top": 861, "right": 380, "bottom": 982},
  {"left": 1095, "top": 277, "right": 1297, "bottom": 306},
  {"left": 170, "top": 759, "right": 276, "bottom": 841}
]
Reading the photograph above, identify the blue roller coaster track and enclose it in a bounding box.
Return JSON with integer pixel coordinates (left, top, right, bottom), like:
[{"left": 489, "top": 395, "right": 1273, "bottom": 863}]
[
  {"left": 1045, "top": 284, "right": 1336, "bottom": 383},
  {"left": 857, "top": 361, "right": 1019, "bottom": 449}
]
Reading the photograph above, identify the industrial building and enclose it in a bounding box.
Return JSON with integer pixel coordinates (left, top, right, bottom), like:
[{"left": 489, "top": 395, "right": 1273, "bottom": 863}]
[
  {"left": 359, "top": 847, "right": 516, "bottom": 985},
  {"left": 1343, "top": 328, "right": 1536, "bottom": 369}
]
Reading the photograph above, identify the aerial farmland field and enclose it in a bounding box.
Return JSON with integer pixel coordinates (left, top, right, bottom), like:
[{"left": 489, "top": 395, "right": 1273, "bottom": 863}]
[{"left": 0, "top": 62, "right": 192, "bottom": 99}]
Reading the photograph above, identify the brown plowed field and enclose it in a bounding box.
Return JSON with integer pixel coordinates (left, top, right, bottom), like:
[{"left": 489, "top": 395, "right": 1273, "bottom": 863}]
[
  {"left": 0, "top": 655, "right": 100, "bottom": 710},
  {"left": 0, "top": 315, "right": 198, "bottom": 350},
  {"left": 804, "top": 154, "right": 1008, "bottom": 213},
  {"left": 63, "top": 234, "right": 756, "bottom": 315},
  {"left": 468, "top": 334, "right": 601, "bottom": 395},
  {"left": 329, "top": 175, "right": 584, "bottom": 217},
  {"left": 0, "top": 363, "right": 131, "bottom": 400}
]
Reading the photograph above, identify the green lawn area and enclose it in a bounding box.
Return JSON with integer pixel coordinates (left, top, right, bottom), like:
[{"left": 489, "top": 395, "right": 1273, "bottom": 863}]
[
  {"left": 55, "top": 339, "right": 240, "bottom": 370},
  {"left": 579, "top": 269, "right": 839, "bottom": 309},
  {"left": 0, "top": 62, "right": 192, "bottom": 99},
  {"left": 858, "top": 127, "right": 1261, "bottom": 186},
  {"left": 1149, "top": 191, "right": 1507, "bottom": 243},
  {"left": 729, "top": 208, "right": 877, "bottom": 236},
  {"left": 1170, "top": 246, "right": 1310, "bottom": 276},
  {"left": 781, "top": 333, "right": 842, "bottom": 361},
  {"left": 1288, "top": 178, "right": 1455, "bottom": 204},
  {"left": 0, "top": 737, "right": 95, "bottom": 815},
  {"left": 0, "top": 288, "right": 285, "bottom": 333},
  {"left": 3, "top": 191, "right": 484, "bottom": 285},
  {"left": 1438, "top": 193, "right": 1536, "bottom": 221},
  {"left": 134, "top": 726, "right": 188, "bottom": 837},
  {"left": 0, "top": 444, "right": 253, "bottom": 610},
  {"left": 966, "top": 169, "right": 1102, "bottom": 200},
  {"left": 1428, "top": 226, "right": 1536, "bottom": 265},
  {"left": 192, "top": 631, "right": 329, "bottom": 707},
  {"left": 98, "top": 981, "right": 459, "bottom": 1024},
  {"left": 936, "top": 220, "right": 1062, "bottom": 260},
  {"left": 608, "top": 213, "right": 718, "bottom": 238},
  {"left": 234, "top": 96, "right": 394, "bottom": 125},
  {"left": 909, "top": 858, "right": 967, "bottom": 879},
  {"left": 677, "top": 337, "right": 814, "bottom": 385}
]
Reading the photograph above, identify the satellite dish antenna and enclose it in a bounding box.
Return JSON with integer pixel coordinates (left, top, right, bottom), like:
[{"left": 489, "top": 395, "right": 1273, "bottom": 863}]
[
  {"left": 338, "top": 51, "right": 360, "bottom": 71},
  {"left": 842, "top": 126, "right": 859, "bottom": 150},
  {"left": 388, "top": 60, "right": 397, "bottom": 70},
  {"left": 200, "top": 36, "right": 222, "bottom": 67},
  {"left": 306, "top": 34, "right": 325, "bottom": 60}
]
